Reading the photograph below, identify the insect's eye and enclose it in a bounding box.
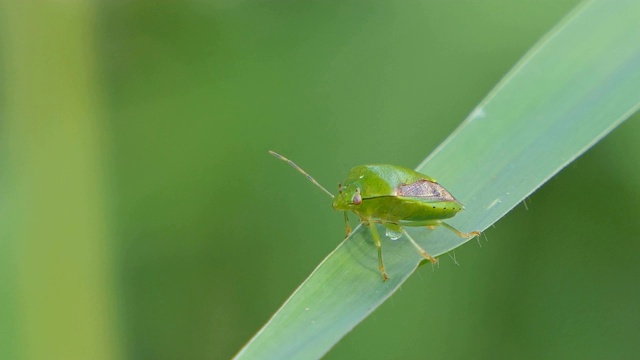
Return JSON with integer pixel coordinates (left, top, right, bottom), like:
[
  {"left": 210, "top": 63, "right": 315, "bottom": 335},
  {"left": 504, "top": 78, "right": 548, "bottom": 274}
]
[{"left": 352, "top": 188, "right": 362, "bottom": 205}]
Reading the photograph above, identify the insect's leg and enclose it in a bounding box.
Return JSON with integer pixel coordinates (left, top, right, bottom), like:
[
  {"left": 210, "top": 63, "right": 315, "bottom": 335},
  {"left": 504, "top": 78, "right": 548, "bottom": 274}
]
[
  {"left": 343, "top": 211, "right": 351, "bottom": 236},
  {"left": 402, "top": 229, "right": 437, "bottom": 264},
  {"left": 441, "top": 222, "right": 481, "bottom": 239},
  {"left": 367, "top": 221, "right": 389, "bottom": 281}
]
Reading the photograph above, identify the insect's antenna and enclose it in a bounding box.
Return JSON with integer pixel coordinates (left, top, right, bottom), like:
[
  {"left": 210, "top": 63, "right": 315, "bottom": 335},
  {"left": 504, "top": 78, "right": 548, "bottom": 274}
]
[{"left": 269, "top": 150, "right": 335, "bottom": 198}]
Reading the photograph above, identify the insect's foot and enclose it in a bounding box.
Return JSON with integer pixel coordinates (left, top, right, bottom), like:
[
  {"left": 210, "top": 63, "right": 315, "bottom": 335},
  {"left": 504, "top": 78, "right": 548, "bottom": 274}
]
[
  {"left": 380, "top": 270, "right": 390, "bottom": 281},
  {"left": 467, "top": 230, "right": 481, "bottom": 238},
  {"left": 419, "top": 251, "right": 437, "bottom": 264}
]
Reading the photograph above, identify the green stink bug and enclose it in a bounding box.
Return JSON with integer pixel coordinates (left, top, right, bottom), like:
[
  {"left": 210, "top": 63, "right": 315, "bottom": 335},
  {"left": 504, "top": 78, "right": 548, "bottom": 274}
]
[{"left": 269, "top": 151, "right": 480, "bottom": 281}]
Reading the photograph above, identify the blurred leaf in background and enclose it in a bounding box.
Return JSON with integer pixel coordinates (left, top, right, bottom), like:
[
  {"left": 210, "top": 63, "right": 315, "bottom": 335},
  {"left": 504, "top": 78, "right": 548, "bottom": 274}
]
[
  {"left": 1, "top": 1, "right": 121, "bottom": 360},
  {"left": 2, "top": 1, "right": 640, "bottom": 360}
]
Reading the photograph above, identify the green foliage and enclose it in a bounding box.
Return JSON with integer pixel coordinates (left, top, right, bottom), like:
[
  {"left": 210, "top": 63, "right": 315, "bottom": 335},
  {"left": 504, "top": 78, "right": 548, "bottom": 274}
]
[{"left": 4, "top": 1, "right": 640, "bottom": 360}]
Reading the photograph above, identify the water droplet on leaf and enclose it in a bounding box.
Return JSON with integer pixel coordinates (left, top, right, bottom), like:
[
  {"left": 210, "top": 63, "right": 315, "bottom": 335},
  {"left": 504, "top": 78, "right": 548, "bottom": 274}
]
[{"left": 385, "top": 228, "right": 403, "bottom": 240}]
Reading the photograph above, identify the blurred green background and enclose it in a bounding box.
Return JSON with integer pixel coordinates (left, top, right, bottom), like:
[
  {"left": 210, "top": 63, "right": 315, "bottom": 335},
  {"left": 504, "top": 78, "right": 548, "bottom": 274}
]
[{"left": 2, "top": 0, "right": 640, "bottom": 359}]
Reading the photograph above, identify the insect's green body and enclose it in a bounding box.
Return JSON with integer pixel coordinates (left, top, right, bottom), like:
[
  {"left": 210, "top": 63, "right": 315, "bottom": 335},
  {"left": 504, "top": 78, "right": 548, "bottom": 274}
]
[
  {"left": 269, "top": 151, "right": 479, "bottom": 281},
  {"left": 332, "top": 165, "right": 463, "bottom": 223}
]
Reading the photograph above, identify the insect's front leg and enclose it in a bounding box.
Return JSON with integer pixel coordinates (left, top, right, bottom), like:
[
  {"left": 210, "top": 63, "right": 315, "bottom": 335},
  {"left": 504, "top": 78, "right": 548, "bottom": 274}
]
[
  {"left": 343, "top": 211, "right": 351, "bottom": 237},
  {"left": 366, "top": 220, "right": 389, "bottom": 281}
]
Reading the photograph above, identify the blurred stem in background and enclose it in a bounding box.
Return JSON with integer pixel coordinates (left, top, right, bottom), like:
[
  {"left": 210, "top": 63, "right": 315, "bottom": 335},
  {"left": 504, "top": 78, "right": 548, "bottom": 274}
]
[{"left": 1, "top": 2, "right": 120, "bottom": 359}]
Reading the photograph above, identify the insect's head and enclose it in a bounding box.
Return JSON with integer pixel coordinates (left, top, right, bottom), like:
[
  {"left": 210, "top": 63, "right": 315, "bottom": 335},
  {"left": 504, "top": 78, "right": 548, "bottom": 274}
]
[{"left": 332, "top": 182, "right": 362, "bottom": 211}]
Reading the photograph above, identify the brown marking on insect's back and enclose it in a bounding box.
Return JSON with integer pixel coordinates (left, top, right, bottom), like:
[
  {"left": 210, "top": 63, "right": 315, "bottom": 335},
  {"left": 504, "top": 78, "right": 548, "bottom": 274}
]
[{"left": 396, "top": 180, "right": 456, "bottom": 201}]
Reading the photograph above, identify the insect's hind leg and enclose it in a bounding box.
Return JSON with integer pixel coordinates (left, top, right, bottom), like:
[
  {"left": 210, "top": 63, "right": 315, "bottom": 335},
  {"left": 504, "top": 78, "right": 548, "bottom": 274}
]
[
  {"left": 402, "top": 229, "right": 437, "bottom": 264},
  {"left": 367, "top": 221, "right": 389, "bottom": 281},
  {"left": 441, "top": 222, "right": 481, "bottom": 239}
]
